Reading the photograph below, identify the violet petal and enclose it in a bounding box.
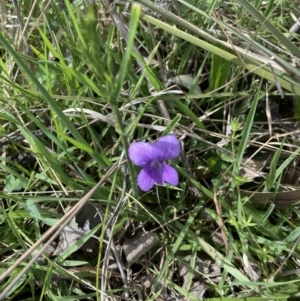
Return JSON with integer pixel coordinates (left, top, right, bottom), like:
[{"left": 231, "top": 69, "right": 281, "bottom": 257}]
[
  {"left": 128, "top": 142, "right": 153, "bottom": 167},
  {"left": 151, "top": 135, "right": 180, "bottom": 161},
  {"left": 163, "top": 163, "right": 179, "bottom": 186},
  {"left": 137, "top": 168, "right": 155, "bottom": 191}
]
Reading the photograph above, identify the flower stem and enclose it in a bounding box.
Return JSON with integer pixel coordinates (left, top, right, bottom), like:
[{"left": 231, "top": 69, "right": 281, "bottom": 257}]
[
  {"left": 107, "top": 3, "right": 142, "bottom": 197},
  {"left": 112, "top": 111, "right": 139, "bottom": 197}
]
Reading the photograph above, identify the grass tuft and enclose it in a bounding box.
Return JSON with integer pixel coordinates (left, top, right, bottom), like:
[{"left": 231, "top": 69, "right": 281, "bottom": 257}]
[{"left": 1, "top": 0, "right": 300, "bottom": 300}]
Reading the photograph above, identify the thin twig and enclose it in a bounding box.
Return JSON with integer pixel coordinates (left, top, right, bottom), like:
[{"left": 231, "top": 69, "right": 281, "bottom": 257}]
[
  {"left": 101, "top": 165, "right": 129, "bottom": 300},
  {"left": 269, "top": 63, "right": 284, "bottom": 99},
  {"left": 213, "top": 190, "right": 229, "bottom": 257},
  {"left": 11, "top": 0, "right": 31, "bottom": 56},
  {"left": 269, "top": 234, "right": 300, "bottom": 281}
]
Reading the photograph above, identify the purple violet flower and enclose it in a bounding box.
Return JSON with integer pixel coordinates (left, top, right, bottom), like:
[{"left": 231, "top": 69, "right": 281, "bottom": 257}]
[{"left": 129, "top": 135, "right": 180, "bottom": 191}]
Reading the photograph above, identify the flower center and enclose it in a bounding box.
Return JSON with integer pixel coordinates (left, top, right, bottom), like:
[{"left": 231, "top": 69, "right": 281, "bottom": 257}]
[{"left": 150, "top": 161, "right": 161, "bottom": 169}]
